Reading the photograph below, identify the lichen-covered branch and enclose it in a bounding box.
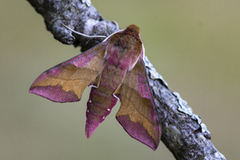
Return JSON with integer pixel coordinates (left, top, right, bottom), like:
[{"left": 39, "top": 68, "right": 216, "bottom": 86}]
[
  {"left": 28, "top": 0, "right": 118, "bottom": 51},
  {"left": 144, "top": 57, "right": 225, "bottom": 159},
  {"left": 27, "top": 0, "right": 226, "bottom": 159}
]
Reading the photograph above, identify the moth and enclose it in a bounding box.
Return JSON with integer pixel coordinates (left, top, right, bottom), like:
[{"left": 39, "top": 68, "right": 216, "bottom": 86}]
[{"left": 29, "top": 24, "right": 161, "bottom": 150}]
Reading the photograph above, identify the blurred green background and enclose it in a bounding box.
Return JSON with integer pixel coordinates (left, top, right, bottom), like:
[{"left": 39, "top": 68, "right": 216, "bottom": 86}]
[{"left": 1, "top": 0, "right": 239, "bottom": 159}]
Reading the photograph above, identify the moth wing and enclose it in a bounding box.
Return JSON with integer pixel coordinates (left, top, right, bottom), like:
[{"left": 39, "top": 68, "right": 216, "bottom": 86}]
[
  {"left": 29, "top": 43, "right": 107, "bottom": 102},
  {"left": 114, "top": 57, "right": 161, "bottom": 150}
]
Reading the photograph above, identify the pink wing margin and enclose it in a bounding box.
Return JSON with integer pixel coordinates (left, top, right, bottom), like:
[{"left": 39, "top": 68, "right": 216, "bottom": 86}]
[
  {"left": 114, "top": 55, "right": 161, "bottom": 150},
  {"left": 29, "top": 43, "right": 107, "bottom": 102}
]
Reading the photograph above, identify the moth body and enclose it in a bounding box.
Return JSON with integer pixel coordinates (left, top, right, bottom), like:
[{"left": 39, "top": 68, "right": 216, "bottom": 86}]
[{"left": 85, "top": 27, "right": 143, "bottom": 138}]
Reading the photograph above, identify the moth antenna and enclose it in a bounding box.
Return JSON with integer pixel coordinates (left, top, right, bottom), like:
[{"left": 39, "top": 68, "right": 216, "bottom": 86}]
[
  {"left": 112, "top": 21, "right": 120, "bottom": 31},
  {"left": 61, "top": 23, "right": 107, "bottom": 39},
  {"left": 85, "top": 38, "right": 91, "bottom": 45}
]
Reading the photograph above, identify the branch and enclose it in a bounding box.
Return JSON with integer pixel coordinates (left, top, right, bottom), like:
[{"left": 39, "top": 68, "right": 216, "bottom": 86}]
[{"left": 27, "top": 0, "right": 226, "bottom": 159}]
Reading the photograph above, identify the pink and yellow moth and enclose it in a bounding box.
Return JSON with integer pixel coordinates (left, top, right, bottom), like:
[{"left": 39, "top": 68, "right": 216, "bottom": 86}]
[{"left": 29, "top": 24, "right": 161, "bottom": 150}]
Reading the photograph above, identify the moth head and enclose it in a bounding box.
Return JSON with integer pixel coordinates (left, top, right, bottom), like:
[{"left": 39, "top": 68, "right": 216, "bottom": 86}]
[
  {"left": 125, "top": 24, "right": 142, "bottom": 43},
  {"left": 127, "top": 24, "right": 140, "bottom": 34}
]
